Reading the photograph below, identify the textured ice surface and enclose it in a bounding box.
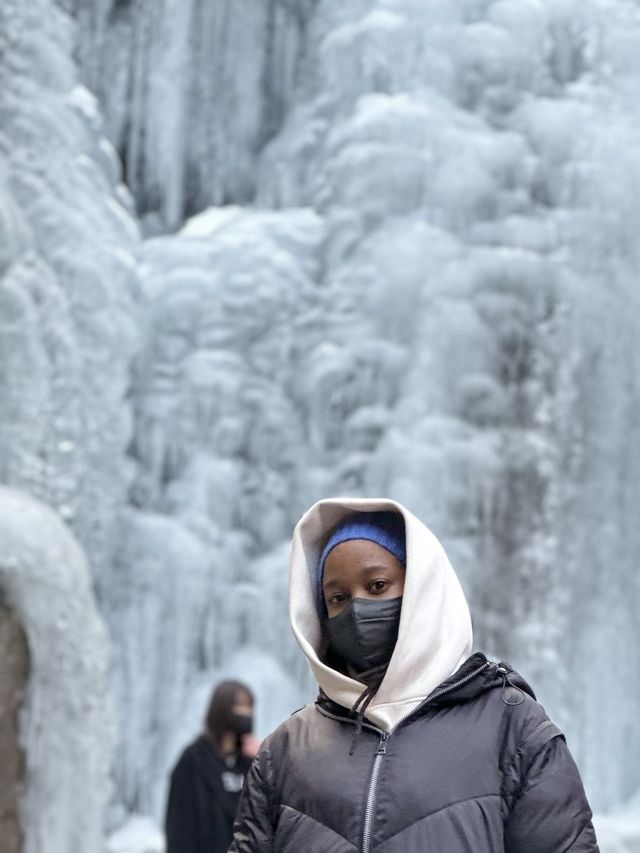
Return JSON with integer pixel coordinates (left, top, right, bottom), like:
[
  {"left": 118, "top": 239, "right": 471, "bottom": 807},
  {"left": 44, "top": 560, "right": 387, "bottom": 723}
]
[
  {"left": 111, "top": 0, "right": 640, "bottom": 813},
  {"left": 0, "top": 1, "right": 137, "bottom": 847},
  {"left": 2, "top": 0, "right": 640, "bottom": 847},
  {"left": 253, "top": 0, "right": 640, "bottom": 813},
  {"left": 0, "top": 488, "right": 113, "bottom": 853},
  {"left": 0, "top": 0, "right": 140, "bottom": 584},
  {"left": 73, "top": 0, "right": 314, "bottom": 229}
]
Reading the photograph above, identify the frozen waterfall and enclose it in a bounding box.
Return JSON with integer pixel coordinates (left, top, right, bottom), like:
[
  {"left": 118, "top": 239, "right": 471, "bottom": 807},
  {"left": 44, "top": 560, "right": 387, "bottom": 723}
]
[{"left": 2, "top": 0, "right": 640, "bottom": 850}]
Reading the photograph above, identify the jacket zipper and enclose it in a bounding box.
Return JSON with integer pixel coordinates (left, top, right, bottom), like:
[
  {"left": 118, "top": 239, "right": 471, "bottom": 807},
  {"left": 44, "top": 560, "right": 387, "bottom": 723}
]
[
  {"left": 360, "top": 659, "right": 491, "bottom": 853},
  {"left": 361, "top": 732, "right": 389, "bottom": 853}
]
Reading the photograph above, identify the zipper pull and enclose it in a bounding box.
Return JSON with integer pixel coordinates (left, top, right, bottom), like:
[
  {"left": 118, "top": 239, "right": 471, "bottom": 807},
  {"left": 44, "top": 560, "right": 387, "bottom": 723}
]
[
  {"left": 497, "top": 662, "right": 525, "bottom": 706},
  {"left": 376, "top": 733, "right": 389, "bottom": 755}
]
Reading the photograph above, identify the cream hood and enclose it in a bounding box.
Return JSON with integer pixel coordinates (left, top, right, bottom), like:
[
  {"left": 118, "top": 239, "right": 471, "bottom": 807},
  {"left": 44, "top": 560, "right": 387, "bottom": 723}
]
[{"left": 289, "top": 497, "right": 473, "bottom": 731}]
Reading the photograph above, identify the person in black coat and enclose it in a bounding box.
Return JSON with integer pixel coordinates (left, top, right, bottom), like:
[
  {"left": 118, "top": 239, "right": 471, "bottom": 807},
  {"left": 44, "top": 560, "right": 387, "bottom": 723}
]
[
  {"left": 165, "top": 679, "right": 258, "bottom": 853},
  {"left": 229, "top": 497, "right": 599, "bottom": 853}
]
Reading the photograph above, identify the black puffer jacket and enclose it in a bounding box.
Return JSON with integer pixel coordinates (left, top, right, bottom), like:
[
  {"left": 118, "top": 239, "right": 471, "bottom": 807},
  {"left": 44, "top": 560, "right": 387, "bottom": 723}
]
[{"left": 229, "top": 653, "right": 598, "bottom": 852}]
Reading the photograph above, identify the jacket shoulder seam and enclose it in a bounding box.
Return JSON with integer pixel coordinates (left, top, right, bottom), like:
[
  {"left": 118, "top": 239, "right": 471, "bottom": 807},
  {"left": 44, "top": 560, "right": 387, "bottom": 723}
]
[{"left": 501, "top": 716, "right": 565, "bottom": 811}]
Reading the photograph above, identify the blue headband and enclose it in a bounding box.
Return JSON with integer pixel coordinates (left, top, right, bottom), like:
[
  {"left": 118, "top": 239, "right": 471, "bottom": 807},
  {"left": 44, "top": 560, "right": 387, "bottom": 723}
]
[{"left": 317, "top": 511, "right": 406, "bottom": 610}]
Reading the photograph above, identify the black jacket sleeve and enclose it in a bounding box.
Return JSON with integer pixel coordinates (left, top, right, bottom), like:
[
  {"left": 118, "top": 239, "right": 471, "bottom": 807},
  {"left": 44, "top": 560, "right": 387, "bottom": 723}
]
[
  {"left": 504, "top": 721, "right": 599, "bottom": 852},
  {"left": 228, "top": 747, "right": 274, "bottom": 853},
  {"left": 165, "top": 751, "right": 199, "bottom": 853}
]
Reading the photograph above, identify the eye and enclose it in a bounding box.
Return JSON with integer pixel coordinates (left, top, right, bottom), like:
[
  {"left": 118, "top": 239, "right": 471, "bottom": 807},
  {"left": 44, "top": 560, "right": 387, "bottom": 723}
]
[
  {"left": 369, "top": 579, "right": 389, "bottom": 593},
  {"left": 328, "top": 592, "right": 348, "bottom": 605}
]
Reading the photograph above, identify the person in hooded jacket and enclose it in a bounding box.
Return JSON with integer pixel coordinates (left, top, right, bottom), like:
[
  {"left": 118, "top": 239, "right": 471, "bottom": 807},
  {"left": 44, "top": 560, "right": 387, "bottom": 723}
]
[
  {"left": 229, "top": 497, "right": 599, "bottom": 853},
  {"left": 165, "top": 679, "right": 259, "bottom": 853}
]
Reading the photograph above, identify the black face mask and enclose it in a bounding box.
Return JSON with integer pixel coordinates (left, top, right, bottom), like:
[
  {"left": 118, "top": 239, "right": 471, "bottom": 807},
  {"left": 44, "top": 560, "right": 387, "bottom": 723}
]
[
  {"left": 325, "top": 597, "right": 402, "bottom": 674},
  {"left": 231, "top": 712, "right": 253, "bottom": 737}
]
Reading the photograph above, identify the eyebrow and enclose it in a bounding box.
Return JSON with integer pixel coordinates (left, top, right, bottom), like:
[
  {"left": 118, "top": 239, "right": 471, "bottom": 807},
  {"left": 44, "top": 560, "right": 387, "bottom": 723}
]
[{"left": 322, "top": 564, "right": 401, "bottom": 590}]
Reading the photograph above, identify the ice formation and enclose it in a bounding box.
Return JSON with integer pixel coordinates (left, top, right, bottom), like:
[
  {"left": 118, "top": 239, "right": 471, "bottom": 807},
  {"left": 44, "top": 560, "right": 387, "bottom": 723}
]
[
  {"left": 2, "top": 0, "right": 640, "bottom": 850},
  {"left": 111, "top": 0, "right": 640, "bottom": 816},
  {"left": 0, "top": 487, "right": 113, "bottom": 853},
  {"left": 73, "top": 0, "right": 315, "bottom": 229},
  {"left": 0, "top": 0, "right": 140, "bottom": 582},
  {"left": 0, "top": 0, "right": 137, "bottom": 847}
]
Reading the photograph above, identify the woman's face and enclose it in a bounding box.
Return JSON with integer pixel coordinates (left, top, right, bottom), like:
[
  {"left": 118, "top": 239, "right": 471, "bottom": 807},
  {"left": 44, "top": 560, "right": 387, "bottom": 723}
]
[{"left": 322, "top": 539, "right": 405, "bottom": 618}]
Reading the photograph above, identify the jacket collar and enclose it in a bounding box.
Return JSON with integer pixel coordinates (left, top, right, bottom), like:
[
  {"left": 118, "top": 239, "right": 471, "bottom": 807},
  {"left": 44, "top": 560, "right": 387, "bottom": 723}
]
[{"left": 315, "top": 653, "right": 536, "bottom": 723}]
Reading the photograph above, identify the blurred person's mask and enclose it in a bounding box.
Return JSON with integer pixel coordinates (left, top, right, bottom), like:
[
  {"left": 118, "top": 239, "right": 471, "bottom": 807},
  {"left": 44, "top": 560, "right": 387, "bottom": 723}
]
[{"left": 231, "top": 712, "right": 253, "bottom": 736}]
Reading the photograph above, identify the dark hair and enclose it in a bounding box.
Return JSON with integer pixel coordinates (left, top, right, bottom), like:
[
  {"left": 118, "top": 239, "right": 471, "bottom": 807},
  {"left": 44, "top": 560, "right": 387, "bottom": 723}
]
[{"left": 204, "top": 679, "right": 254, "bottom": 751}]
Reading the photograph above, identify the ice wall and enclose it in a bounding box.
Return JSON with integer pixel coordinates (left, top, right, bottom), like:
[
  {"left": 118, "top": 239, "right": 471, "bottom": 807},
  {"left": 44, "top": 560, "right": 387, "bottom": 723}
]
[
  {"left": 0, "top": 487, "right": 114, "bottom": 853},
  {"left": 73, "top": 0, "right": 316, "bottom": 229},
  {"left": 3, "top": 0, "right": 640, "bottom": 845},
  {"left": 0, "top": 0, "right": 140, "bottom": 845},
  {"left": 0, "top": 0, "right": 140, "bottom": 582},
  {"left": 109, "top": 0, "right": 640, "bottom": 818},
  {"left": 109, "top": 208, "right": 323, "bottom": 818},
  {"left": 259, "top": 0, "right": 640, "bottom": 808}
]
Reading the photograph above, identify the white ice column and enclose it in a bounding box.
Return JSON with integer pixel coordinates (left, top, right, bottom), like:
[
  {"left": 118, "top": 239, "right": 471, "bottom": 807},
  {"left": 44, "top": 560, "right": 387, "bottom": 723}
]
[{"left": 0, "top": 487, "right": 114, "bottom": 853}]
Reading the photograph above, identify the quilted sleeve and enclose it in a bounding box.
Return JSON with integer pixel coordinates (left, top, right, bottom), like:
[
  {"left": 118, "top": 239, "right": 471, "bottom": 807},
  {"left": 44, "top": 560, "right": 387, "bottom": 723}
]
[
  {"left": 503, "top": 719, "right": 599, "bottom": 852},
  {"left": 228, "top": 745, "right": 275, "bottom": 853}
]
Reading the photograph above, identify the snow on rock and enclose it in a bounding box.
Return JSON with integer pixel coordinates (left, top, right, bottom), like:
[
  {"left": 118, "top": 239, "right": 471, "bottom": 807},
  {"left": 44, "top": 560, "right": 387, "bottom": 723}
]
[{"left": 0, "top": 487, "right": 113, "bottom": 853}]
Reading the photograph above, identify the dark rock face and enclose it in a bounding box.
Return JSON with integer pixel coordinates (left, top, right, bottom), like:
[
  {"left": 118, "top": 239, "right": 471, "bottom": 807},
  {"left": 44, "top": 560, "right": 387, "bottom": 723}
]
[{"left": 0, "top": 598, "right": 29, "bottom": 853}]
